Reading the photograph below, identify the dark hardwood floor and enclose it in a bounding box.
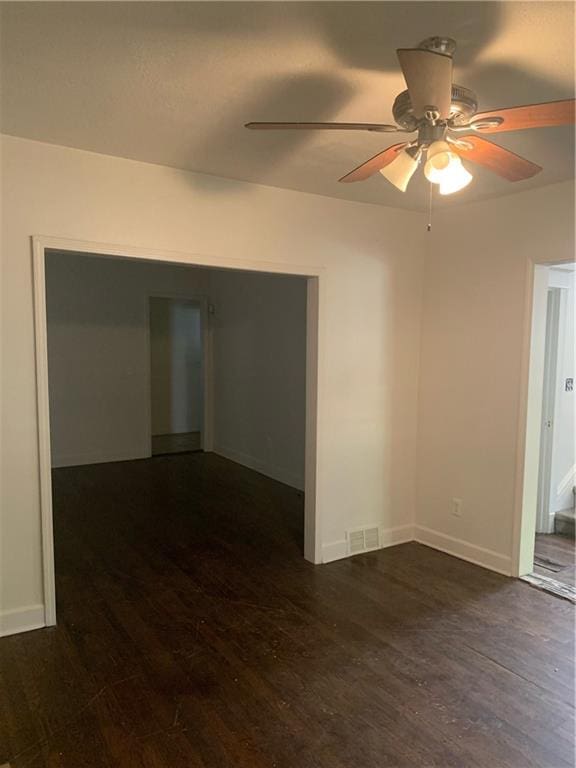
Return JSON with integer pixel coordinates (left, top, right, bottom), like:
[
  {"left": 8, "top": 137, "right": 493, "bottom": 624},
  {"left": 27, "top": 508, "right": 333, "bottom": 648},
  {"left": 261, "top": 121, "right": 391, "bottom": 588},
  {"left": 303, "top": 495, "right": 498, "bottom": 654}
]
[
  {"left": 534, "top": 533, "right": 576, "bottom": 588},
  {"left": 0, "top": 453, "right": 574, "bottom": 767},
  {"left": 151, "top": 431, "right": 202, "bottom": 456}
]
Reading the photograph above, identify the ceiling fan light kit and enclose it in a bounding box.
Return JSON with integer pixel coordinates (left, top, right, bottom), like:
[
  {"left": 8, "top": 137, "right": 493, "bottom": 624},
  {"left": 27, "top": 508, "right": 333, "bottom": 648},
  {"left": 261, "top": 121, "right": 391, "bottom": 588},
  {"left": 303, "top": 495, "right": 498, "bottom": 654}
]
[
  {"left": 424, "top": 140, "right": 473, "bottom": 194},
  {"left": 246, "top": 35, "right": 575, "bottom": 197},
  {"left": 424, "top": 140, "right": 455, "bottom": 183},
  {"left": 379, "top": 146, "right": 421, "bottom": 192},
  {"left": 438, "top": 162, "right": 473, "bottom": 196}
]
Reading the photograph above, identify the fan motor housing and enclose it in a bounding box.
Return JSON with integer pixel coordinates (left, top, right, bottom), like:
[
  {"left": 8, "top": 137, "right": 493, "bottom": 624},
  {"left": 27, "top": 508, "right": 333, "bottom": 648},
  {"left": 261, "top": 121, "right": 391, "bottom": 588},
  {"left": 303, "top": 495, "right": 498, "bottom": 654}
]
[{"left": 393, "top": 85, "right": 478, "bottom": 130}]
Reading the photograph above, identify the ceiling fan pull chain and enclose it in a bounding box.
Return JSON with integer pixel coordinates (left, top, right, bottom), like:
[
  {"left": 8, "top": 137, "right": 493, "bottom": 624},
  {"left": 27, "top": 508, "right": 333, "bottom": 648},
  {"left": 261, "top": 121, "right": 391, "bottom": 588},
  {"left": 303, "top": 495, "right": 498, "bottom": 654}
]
[{"left": 427, "top": 181, "right": 433, "bottom": 232}]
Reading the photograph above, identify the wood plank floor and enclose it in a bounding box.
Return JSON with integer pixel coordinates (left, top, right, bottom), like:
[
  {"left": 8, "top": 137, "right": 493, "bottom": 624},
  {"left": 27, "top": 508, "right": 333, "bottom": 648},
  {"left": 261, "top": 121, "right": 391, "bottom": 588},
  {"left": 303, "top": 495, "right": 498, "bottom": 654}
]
[
  {"left": 534, "top": 533, "right": 576, "bottom": 588},
  {"left": 151, "top": 431, "right": 202, "bottom": 456},
  {"left": 0, "top": 453, "right": 574, "bottom": 767}
]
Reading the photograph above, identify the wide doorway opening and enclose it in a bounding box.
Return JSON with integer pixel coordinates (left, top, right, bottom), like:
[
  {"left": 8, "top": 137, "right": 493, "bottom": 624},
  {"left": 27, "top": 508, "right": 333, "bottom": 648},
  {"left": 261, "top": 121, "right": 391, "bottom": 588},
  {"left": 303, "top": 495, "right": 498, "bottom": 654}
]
[{"left": 38, "top": 243, "right": 319, "bottom": 626}]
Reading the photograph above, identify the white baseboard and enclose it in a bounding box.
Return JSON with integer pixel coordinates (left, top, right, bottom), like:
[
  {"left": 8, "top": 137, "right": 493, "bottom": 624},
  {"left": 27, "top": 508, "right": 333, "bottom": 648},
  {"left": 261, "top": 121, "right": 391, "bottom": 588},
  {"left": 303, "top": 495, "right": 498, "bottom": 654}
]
[
  {"left": 52, "top": 446, "right": 150, "bottom": 468},
  {"left": 321, "top": 539, "right": 348, "bottom": 563},
  {"left": 322, "top": 524, "right": 414, "bottom": 564},
  {"left": 380, "top": 524, "right": 415, "bottom": 548},
  {"left": 321, "top": 523, "right": 512, "bottom": 575},
  {"left": 213, "top": 444, "right": 304, "bottom": 491},
  {"left": 0, "top": 604, "right": 46, "bottom": 637},
  {"left": 414, "top": 525, "right": 512, "bottom": 576}
]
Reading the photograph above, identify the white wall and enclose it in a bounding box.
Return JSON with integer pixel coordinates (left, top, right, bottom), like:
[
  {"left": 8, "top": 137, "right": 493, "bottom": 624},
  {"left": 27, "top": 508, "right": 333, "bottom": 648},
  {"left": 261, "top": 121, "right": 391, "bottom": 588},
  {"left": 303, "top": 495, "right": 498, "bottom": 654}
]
[
  {"left": 2, "top": 133, "right": 573, "bottom": 635},
  {"left": 548, "top": 267, "right": 575, "bottom": 514},
  {"left": 210, "top": 270, "right": 307, "bottom": 490},
  {"left": 45, "top": 252, "right": 209, "bottom": 467},
  {"left": 150, "top": 298, "right": 202, "bottom": 437},
  {"left": 0, "top": 135, "right": 425, "bottom": 624},
  {"left": 416, "top": 181, "right": 575, "bottom": 575}
]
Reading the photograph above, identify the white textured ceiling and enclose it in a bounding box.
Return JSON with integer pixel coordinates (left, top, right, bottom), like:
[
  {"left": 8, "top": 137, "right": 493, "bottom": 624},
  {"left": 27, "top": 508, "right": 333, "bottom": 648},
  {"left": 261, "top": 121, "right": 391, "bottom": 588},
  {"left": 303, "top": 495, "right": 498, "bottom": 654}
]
[{"left": 1, "top": 1, "right": 574, "bottom": 210}]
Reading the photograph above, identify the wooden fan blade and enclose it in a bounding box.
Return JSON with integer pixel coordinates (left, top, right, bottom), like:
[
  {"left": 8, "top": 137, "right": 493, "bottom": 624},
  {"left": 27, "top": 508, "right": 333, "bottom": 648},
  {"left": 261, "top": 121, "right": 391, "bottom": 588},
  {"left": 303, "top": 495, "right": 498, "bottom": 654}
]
[
  {"left": 396, "top": 48, "right": 453, "bottom": 119},
  {"left": 245, "top": 122, "right": 401, "bottom": 133},
  {"left": 471, "top": 99, "right": 575, "bottom": 133},
  {"left": 339, "top": 143, "right": 409, "bottom": 183},
  {"left": 452, "top": 136, "right": 542, "bottom": 181}
]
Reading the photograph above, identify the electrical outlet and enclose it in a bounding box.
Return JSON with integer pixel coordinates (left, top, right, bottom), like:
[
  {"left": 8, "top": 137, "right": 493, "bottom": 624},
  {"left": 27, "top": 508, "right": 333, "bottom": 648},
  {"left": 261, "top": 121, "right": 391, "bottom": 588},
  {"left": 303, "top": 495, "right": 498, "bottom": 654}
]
[{"left": 451, "top": 498, "right": 463, "bottom": 518}]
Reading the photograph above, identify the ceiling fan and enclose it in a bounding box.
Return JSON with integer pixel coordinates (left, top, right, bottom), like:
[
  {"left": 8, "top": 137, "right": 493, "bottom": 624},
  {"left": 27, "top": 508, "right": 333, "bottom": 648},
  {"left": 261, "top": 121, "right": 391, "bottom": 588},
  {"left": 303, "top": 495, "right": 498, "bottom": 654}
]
[{"left": 245, "top": 36, "right": 575, "bottom": 195}]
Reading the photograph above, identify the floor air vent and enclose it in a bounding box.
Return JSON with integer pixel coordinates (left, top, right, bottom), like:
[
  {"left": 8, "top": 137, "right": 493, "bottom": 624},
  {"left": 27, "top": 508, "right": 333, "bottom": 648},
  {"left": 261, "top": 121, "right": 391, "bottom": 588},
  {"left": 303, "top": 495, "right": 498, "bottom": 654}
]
[{"left": 347, "top": 526, "right": 381, "bottom": 555}]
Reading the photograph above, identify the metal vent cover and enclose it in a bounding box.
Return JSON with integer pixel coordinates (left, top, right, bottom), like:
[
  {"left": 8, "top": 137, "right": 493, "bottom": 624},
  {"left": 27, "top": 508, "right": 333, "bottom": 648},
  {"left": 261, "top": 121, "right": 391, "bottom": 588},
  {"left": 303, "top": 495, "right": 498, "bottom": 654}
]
[
  {"left": 348, "top": 529, "right": 366, "bottom": 555},
  {"left": 346, "top": 526, "right": 381, "bottom": 555},
  {"left": 363, "top": 526, "right": 380, "bottom": 551}
]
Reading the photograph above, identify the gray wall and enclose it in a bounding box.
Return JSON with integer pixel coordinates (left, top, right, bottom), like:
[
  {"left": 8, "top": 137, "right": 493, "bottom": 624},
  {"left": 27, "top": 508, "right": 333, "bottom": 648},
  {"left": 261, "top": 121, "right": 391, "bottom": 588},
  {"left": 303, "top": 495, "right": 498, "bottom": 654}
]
[
  {"left": 46, "top": 252, "right": 209, "bottom": 466},
  {"left": 210, "top": 269, "right": 307, "bottom": 489}
]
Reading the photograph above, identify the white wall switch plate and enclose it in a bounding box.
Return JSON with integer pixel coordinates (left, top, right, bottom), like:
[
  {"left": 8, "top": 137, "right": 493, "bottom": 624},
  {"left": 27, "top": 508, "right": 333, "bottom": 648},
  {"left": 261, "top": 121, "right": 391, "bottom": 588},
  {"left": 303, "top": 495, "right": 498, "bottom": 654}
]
[{"left": 451, "top": 498, "right": 463, "bottom": 517}]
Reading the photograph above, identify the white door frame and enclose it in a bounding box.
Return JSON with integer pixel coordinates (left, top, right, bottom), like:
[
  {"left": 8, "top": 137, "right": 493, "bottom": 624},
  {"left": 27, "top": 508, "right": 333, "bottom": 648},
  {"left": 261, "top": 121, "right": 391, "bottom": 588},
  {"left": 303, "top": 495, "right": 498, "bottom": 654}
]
[
  {"left": 147, "top": 293, "right": 213, "bottom": 453},
  {"left": 535, "top": 288, "right": 561, "bottom": 534},
  {"left": 512, "top": 258, "right": 573, "bottom": 577},
  {"left": 33, "top": 235, "right": 322, "bottom": 627}
]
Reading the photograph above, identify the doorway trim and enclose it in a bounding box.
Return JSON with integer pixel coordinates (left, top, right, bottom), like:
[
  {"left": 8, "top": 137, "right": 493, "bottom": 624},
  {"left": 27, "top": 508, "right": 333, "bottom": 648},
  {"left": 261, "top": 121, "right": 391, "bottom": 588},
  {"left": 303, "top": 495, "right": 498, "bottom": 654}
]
[
  {"left": 512, "top": 258, "right": 573, "bottom": 578},
  {"left": 146, "top": 293, "right": 213, "bottom": 454},
  {"left": 33, "top": 235, "right": 323, "bottom": 627},
  {"left": 536, "top": 287, "right": 561, "bottom": 534}
]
